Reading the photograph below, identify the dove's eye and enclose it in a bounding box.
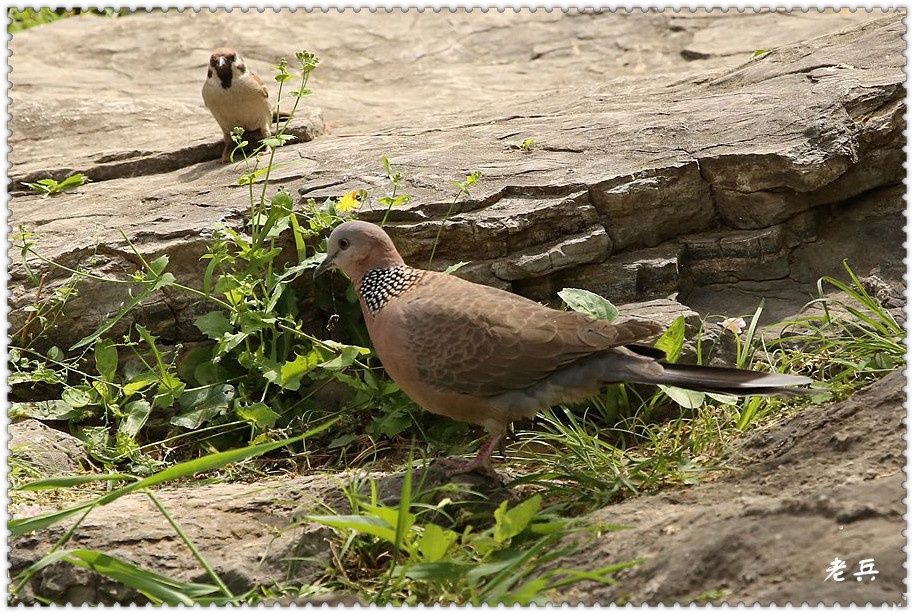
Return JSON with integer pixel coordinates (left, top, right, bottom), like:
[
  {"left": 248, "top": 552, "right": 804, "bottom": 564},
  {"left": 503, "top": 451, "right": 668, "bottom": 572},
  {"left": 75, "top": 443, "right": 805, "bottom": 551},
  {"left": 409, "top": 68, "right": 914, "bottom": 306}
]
[{"left": 339, "top": 238, "right": 351, "bottom": 251}]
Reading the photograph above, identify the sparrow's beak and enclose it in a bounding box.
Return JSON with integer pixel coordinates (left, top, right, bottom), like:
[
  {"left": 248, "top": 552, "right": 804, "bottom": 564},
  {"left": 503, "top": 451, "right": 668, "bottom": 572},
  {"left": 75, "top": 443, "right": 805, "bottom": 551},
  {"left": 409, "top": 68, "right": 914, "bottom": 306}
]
[
  {"left": 313, "top": 254, "right": 335, "bottom": 279},
  {"left": 216, "top": 56, "right": 227, "bottom": 68}
]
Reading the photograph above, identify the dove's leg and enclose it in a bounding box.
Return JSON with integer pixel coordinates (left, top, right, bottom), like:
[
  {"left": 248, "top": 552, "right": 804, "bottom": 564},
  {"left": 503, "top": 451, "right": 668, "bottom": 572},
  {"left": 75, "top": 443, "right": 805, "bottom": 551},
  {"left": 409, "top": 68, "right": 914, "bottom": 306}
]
[{"left": 439, "top": 436, "right": 502, "bottom": 481}]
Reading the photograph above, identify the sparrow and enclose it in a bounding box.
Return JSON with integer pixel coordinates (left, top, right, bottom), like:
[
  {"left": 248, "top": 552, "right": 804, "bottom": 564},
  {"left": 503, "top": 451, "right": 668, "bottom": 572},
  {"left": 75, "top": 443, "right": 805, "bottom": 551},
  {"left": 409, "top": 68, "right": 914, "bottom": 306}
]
[{"left": 202, "top": 47, "right": 273, "bottom": 164}]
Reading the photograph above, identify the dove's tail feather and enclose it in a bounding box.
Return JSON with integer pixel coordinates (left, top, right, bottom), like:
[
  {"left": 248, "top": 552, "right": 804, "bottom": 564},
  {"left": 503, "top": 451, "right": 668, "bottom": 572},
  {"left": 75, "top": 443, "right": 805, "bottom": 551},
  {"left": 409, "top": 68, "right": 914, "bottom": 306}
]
[{"left": 652, "top": 362, "right": 817, "bottom": 396}]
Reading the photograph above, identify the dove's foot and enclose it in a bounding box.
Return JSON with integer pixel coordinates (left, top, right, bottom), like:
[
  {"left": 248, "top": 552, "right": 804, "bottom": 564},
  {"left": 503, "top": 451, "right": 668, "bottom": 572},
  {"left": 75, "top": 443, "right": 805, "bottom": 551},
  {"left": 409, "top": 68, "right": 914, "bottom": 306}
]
[{"left": 438, "top": 437, "right": 503, "bottom": 483}]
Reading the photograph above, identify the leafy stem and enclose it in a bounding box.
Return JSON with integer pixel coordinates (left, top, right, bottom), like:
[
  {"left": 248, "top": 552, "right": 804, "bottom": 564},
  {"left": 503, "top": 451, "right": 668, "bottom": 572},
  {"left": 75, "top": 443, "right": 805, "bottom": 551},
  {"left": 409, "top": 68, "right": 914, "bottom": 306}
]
[{"left": 428, "top": 170, "right": 481, "bottom": 266}]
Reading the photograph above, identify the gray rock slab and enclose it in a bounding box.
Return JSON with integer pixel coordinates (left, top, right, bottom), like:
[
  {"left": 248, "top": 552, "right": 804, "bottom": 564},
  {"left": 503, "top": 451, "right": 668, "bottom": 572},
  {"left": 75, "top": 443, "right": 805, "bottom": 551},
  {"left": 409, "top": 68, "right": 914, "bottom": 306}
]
[
  {"left": 9, "top": 419, "right": 91, "bottom": 477},
  {"left": 8, "top": 10, "right": 904, "bottom": 341},
  {"left": 558, "top": 369, "right": 906, "bottom": 606}
]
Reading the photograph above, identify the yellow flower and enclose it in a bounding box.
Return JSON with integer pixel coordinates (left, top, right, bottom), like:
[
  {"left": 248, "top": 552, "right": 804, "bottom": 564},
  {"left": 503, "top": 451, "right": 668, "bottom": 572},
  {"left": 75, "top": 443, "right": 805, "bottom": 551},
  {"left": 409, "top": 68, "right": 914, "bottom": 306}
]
[{"left": 336, "top": 190, "right": 360, "bottom": 214}]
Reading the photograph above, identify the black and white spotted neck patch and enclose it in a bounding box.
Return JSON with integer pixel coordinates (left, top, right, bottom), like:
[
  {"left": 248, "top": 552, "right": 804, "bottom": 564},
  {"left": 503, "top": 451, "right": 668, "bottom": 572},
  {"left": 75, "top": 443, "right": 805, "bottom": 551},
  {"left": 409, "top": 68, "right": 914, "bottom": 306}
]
[{"left": 359, "top": 266, "right": 424, "bottom": 314}]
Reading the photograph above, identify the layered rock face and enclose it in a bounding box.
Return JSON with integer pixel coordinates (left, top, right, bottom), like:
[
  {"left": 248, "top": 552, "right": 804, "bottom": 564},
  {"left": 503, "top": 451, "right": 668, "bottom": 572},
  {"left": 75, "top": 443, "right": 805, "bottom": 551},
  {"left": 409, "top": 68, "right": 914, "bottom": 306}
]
[
  {"left": 8, "top": 10, "right": 904, "bottom": 346},
  {"left": 6, "top": 9, "right": 906, "bottom": 606}
]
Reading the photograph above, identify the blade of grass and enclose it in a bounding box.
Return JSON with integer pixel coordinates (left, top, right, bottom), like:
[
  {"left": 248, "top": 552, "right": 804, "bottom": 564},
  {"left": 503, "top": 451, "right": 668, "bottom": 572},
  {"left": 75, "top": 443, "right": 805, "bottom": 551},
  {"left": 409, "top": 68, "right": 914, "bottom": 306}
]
[{"left": 19, "top": 549, "right": 220, "bottom": 605}]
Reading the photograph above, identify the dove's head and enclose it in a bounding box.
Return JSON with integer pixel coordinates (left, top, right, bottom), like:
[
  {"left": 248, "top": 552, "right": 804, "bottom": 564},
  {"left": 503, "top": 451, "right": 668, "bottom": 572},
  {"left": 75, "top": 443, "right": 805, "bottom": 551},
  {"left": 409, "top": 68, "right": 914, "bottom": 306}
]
[{"left": 313, "top": 221, "right": 406, "bottom": 283}]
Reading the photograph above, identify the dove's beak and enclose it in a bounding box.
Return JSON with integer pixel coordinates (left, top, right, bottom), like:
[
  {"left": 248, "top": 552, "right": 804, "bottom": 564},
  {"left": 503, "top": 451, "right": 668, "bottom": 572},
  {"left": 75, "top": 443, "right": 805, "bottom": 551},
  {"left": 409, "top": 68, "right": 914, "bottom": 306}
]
[{"left": 313, "top": 254, "right": 335, "bottom": 279}]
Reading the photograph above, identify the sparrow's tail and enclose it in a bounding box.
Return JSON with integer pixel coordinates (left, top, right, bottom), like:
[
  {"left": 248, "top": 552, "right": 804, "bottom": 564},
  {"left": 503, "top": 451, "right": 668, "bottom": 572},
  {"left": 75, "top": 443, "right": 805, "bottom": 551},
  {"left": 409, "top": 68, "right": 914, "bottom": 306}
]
[{"left": 652, "top": 362, "right": 817, "bottom": 396}]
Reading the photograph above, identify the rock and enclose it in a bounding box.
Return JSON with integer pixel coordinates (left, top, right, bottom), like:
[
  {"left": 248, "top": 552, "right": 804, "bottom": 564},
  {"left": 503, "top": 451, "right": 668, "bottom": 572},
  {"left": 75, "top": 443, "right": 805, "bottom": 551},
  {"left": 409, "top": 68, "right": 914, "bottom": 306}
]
[
  {"left": 616, "top": 298, "right": 702, "bottom": 334},
  {"left": 679, "top": 9, "right": 878, "bottom": 60},
  {"left": 10, "top": 369, "right": 903, "bottom": 605},
  {"left": 490, "top": 225, "right": 610, "bottom": 281},
  {"left": 9, "top": 419, "right": 90, "bottom": 477},
  {"left": 557, "top": 369, "right": 906, "bottom": 605},
  {"left": 681, "top": 225, "right": 796, "bottom": 285},
  {"left": 563, "top": 244, "right": 684, "bottom": 305},
  {"left": 9, "top": 465, "right": 505, "bottom": 605},
  {"left": 589, "top": 161, "right": 714, "bottom": 251},
  {"left": 9, "top": 476, "right": 340, "bottom": 605},
  {"left": 8, "top": 12, "right": 905, "bottom": 347},
  {"left": 5, "top": 10, "right": 906, "bottom": 605}
]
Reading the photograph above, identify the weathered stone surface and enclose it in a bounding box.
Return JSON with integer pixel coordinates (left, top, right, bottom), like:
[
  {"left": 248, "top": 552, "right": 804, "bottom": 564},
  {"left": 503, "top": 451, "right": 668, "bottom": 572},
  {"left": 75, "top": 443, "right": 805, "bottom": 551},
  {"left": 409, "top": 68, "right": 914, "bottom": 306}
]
[
  {"left": 589, "top": 161, "right": 714, "bottom": 251},
  {"left": 5, "top": 11, "right": 906, "bottom": 605},
  {"left": 558, "top": 369, "right": 906, "bottom": 606},
  {"left": 9, "top": 476, "right": 339, "bottom": 605},
  {"left": 490, "top": 225, "right": 610, "bottom": 281},
  {"left": 616, "top": 298, "right": 703, "bottom": 340},
  {"left": 685, "top": 183, "right": 907, "bottom": 322},
  {"left": 10, "top": 371, "right": 904, "bottom": 605},
  {"left": 516, "top": 243, "right": 683, "bottom": 305},
  {"left": 9, "top": 419, "right": 91, "bottom": 476},
  {"left": 8, "top": 11, "right": 904, "bottom": 348},
  {"left": 678, "top": 8, "right": 876, "bottom": 60},
  {"left": 680, "top": 225, "right": 796, "bottom": 285},
  {"left": 378, "top": 189, "right": 601, "bottom": 265},
  {"left": 9, "top": 464, "right": 501, "bottom": 605}
]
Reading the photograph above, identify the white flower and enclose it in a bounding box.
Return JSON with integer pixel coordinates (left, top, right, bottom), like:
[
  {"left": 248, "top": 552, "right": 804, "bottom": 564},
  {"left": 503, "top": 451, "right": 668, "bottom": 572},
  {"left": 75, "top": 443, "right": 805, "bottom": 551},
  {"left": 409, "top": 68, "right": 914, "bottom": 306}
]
[
  {"left": 14, "top": 504, "right": 42, "bottom": 518},
  {"left": 721, "top": 317, "right": 747, "bottom": 335}
]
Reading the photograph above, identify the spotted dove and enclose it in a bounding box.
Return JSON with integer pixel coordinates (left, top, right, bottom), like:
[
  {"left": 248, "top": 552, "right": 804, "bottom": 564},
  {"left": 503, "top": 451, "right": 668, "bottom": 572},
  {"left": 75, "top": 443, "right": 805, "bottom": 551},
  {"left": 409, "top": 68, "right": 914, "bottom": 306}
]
[{"left": 313, "top": 221, "right": 814, "bottom": 479}]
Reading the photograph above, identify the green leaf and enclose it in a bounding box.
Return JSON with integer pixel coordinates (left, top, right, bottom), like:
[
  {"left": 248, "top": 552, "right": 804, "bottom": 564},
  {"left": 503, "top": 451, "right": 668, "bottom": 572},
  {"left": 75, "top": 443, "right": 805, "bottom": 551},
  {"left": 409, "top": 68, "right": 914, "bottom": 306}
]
[
  {"left": 23, "top": 179, "right": 53, "bottom": 195},
  {"left": 361, "top": 503, "right": 417, "bottom": 537},
  {"left": 493, "top": 494, "right": 541, "bottom": 544},
  {"left": 277, "top": 351, "right": 322, "bottom": 391},
  {"left": 399, "top": 562, "right": 476, "bottom": 581},
  {"left": 307, "top": 514, "right": 399, "bottom": 544},
  {"left": 318, "top": 341, "right": 370, "bottom": 371},
  {"left": 237, "top": 402, "right": 280, "bottom": 429},
  {"left": 14, "top": 473, "right": 135, "bottom": 491},
  {"left": 706, "top": 392, "right": 739, "bottom": 405},
  {"left": 77, "top": 424, "right": 112, "bottom": 450},
  {"left": 214, "top": 331, "right": 247, "bottom": 359},
  {"left": 148, "top": 255, "right": 169, "bottom": 276},
  {"left": 152, "top": 371, "right": 186, "bottom": 410},
  {"left": 94, "top": 338, "right": 118, "bottom": 382},
  {"left": 368, "top": 405, "right": 412, "bottom": 438},
  {"left": 47, "top": 346, "right": 65, "bottom": 362},
  {"left": 23, "top": 173, "right": 89, "bottom": 197},
  {"left": 194, "top": 311, "right": 233, "bottom": 340},
  {"left": 122, "top": 379, "right": 153, "bottom": 399},
  {"left": 171, "top": 385, "right": 234, "bottom": 429},
  {"left": 417, "top": 523, "right": 457, "bottom": 562},
  {"left": 118, "top": 400, "right": 152, "bottom": 439},
  {"left": 10, "top": 400, "right": 86, "bottom": 421},
  {"left": 62, "top": 385, "right": 95, "bottom": 408},
  {"left": 653, "top": 316, "right": 685, "bottom": 363},
  {"left": 658, "top": 385, "right": 706, "bottom": 409},
  {"left": 261, "top": 135, "right": 294, "bottom": 148},
  {"left": 271, "top": 188, "right": 293, "bottom": 207},
  {"left": 558, "top": 288, "right": 618, "bottom": 323},
  {"left": 443, "top": 261, "right": 469, "bottom": 275},
  {"left": 55, "top": 173, "right": 90, "bottom": 190}
]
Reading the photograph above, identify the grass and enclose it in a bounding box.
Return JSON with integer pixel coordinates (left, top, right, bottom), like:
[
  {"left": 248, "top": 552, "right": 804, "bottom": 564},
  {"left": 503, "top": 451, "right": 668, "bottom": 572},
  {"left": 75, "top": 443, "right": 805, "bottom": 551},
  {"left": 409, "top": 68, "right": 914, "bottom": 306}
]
[
  {"left": 8, "top": 8, "right": 126, "bottom": 32},
  {"left": 7, "top": 45, "right": 905, "bottom": 604},
  {"left": 23, "top": 173, "right": 91, "bottom": 197}
]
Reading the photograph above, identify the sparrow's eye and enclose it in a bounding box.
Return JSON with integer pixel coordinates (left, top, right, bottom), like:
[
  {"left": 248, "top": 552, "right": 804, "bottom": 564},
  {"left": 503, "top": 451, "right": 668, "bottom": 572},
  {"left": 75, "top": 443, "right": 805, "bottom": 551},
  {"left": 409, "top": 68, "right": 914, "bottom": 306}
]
[
  {"left": 236, "top": 63, "right": 246, "bottom": 74},
  {"left": 339, "top": 238, "right": 351, "bottom": 251}
]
